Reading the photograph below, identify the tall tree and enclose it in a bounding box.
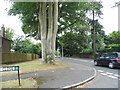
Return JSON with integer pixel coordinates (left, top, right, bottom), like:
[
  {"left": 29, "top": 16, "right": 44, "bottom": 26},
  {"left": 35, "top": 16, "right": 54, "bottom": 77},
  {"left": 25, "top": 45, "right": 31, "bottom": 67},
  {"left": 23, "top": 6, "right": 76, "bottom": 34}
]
[
  {"left": 9, "top": 2, "right": 58, "bottom": 64},
  {"left": 9, "top": 1, "right": 103, "bottom": 61},
  {"left": 57, "top": 2, "right": 103, "bottom": 56}
]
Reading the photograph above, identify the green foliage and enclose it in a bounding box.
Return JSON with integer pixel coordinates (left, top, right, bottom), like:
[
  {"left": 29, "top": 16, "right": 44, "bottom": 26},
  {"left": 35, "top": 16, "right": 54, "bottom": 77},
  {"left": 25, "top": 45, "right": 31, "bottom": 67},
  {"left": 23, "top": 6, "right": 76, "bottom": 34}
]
[
  {"left": 108, "top": 44, "right": 120, "bottom": 47},
  {"left": 55, "top": 50, "right": 61, "bottom": 57},
  {"left": 8, "top": 2, "right": 39, "bottom": 39},
  {"left": 108, "top": 31, "right": 120, "bottom": 44},
  {"left": 57, "top": 2, "right": 104, "bottom": 56},
  {"left": 8, "top": 2, "right": 103, "bottom": 39},
  {"left": 58, "top": 29, "right": 90, "bottom": 56},
  {"left": 5, "top": 27, "right": 14, "bottom": 40},
  {"left": 98, "top": 31, "right": 120, "bottom": 53},
  {"left": 105, "top": 44, "right": 120, "bottom": 52},
  {"left": 8, "top": 2, "right": 105, "bottom": 56},
  {"left": 12, "top": 36, "right": 42, "bottom": 57},
  {"left": 82, "top": 48, "right": 93, "bottom": 54}
]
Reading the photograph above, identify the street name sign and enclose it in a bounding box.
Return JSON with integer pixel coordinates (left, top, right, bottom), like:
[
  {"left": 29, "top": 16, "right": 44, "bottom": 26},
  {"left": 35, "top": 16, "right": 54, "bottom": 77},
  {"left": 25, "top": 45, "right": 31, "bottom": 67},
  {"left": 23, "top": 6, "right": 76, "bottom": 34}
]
[
  {"left": 0, "top": 66, "right": 21, "bottom": 86},
  {"left": 0, "top": 66, "right": 19, "bottom": 72}
]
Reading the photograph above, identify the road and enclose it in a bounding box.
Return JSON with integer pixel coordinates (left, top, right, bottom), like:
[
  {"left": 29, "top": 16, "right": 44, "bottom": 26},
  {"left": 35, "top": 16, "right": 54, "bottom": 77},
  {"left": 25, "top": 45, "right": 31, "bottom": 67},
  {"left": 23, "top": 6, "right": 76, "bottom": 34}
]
[{"left": 58, "top": 57, "right": 120, "bottom": 88}]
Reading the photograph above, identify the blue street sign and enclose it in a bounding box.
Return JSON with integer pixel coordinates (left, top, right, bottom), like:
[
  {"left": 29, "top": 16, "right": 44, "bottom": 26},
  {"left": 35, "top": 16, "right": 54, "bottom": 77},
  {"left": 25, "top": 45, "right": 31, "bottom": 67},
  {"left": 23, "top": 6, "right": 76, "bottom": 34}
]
[
  {"left": 0, "top": 66, "right": 21, "bottom": 86},
  {"left": 0, "top": 66, "right": 19, "bottom": 72}
]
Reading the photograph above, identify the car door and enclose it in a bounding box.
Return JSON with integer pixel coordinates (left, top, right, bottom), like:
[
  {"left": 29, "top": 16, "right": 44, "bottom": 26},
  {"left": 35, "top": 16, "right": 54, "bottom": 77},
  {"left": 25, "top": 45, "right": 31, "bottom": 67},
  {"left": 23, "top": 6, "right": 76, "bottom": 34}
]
[
  {"left": 103, "top": 53, "right": 110, "bottom": 66},
  {"left": 98, "top": 54, "right": 107, "bottom": 65}
]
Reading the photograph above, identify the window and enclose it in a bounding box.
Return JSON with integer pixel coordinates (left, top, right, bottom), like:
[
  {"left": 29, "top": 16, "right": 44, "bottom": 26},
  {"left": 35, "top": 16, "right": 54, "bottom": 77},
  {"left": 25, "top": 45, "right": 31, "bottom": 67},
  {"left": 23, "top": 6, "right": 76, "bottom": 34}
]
[
  {"left": 110, "top": 53, "right": 117, "bottom": 58},
  {"left": 118, "top": 53, "right": 120, "bottom": 57}
]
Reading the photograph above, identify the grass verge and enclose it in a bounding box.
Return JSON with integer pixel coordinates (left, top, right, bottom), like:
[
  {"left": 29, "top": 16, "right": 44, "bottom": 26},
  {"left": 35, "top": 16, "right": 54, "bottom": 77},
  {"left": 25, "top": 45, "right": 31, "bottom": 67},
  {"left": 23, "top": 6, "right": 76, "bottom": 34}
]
[
  {"left": 1, "top": 77, "right": 46, "bottom": 88},
  {"left": 1, "top": 59, "right": 69, "bottom": 76}
]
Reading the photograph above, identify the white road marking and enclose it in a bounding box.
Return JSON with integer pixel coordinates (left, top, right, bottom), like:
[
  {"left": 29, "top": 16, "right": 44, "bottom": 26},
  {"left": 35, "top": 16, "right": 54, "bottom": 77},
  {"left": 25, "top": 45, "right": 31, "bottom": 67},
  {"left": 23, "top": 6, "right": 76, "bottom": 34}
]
[
  {"left": 98, "top": 70, "right": 104, "bottom": 73},
  {"left": 106, "top": 72, "right": 113, "bottom": 75},
  {"left": 99, "top": 70, "right": 119, "bottom": 80},
  {"left": 108, "top": 75, "right": 118, "bottom": 79},
  {"left": 114, "top": 74, "right": 119, "bottom": 77},
  {"left": 101, "top": 73, "right": 108, "bottom": 76}
]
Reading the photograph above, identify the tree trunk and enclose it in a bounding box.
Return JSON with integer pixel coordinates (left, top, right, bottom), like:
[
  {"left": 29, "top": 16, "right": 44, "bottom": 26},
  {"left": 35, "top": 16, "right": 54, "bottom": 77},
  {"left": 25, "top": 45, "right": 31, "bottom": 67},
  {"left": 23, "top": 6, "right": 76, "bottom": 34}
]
[
  {"left": 47, "top": 2, "right": 54, "bottom": 63},
  {"left": 52, "top": 1, "right": 58, "bottom": 61},
  {"left": 39, "top": 2, "right": 47, "bottom": 63},
  {"left": 39, "top": 2, "right": 58, "bottom": 64}
]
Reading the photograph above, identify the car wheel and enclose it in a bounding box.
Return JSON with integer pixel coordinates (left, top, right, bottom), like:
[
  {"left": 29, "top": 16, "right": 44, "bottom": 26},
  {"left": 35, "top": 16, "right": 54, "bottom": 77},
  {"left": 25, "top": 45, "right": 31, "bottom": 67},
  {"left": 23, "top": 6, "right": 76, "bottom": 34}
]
[
  {"left": 94, "top": 61, "right": 98, "bottom": 66},
  {"left": 109, "top": 62, "right": 114, "bottom": 69}
]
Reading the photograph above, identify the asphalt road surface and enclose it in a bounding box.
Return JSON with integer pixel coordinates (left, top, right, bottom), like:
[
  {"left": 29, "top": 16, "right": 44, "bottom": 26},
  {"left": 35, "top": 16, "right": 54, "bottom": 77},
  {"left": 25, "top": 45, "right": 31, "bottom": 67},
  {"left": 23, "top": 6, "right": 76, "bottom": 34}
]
[{"left": 58, "top": 57, "right": 120, "bottom": 89}]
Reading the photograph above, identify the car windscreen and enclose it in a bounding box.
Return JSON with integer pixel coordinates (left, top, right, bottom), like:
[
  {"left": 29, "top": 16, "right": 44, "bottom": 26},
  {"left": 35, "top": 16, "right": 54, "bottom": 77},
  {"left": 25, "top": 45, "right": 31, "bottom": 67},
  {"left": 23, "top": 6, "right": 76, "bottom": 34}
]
[
  {"left": 109, "top": 53, "right": 118, "bottom": 58},
  {"left": 118, "top": 53, "right": 120, "bottom": 57}
]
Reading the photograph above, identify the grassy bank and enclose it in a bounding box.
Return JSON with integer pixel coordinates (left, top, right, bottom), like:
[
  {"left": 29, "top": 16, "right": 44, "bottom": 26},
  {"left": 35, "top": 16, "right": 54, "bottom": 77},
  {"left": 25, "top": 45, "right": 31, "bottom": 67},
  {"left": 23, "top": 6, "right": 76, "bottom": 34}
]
[{"left": 1, "top": 59, "right": 69, "bottom": 76}]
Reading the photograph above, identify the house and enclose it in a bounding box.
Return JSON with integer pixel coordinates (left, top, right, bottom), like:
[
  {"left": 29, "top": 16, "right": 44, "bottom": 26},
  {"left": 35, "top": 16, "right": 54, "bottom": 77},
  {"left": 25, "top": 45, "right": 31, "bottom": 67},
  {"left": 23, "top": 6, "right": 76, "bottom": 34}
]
[
  {"left": 0, "top": 37, "right": 12, "bottom": 53},
  {"left": 0, "top": 25, "right": 12, "bottom": 55}
]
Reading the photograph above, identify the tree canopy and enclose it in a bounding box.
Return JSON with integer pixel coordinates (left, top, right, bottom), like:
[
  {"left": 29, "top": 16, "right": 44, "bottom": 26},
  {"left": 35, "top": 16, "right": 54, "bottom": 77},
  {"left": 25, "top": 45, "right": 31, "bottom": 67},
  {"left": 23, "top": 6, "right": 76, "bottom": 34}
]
[{"left": 8, "top": 1, "right": 105, "bottom": 59}]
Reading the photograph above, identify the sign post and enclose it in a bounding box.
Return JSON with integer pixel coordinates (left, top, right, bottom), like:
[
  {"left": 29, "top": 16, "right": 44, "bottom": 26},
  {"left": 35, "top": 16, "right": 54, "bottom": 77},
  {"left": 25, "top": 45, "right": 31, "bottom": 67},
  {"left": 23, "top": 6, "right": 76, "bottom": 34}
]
[
  {"left": 18, "top": 68, "right": 21, "bottom": 86},
  {"left": 0, "top": 66, "right": 21, "bottom": 86}
]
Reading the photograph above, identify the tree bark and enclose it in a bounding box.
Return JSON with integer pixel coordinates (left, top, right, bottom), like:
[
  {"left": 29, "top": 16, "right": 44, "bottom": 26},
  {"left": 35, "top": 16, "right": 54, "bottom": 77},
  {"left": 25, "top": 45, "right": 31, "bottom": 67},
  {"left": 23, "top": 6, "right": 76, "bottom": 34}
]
[
  {"left": 39, "top": 2, "right": 47, "bottom": 63},
  {"left": 47, "top": 2, "right": 54, "bottom": 63},
  {"left": 52, "top": 1, "right": 58, "bottom": 60},
  {"left": 39, "top": 1, "right": 58, "bottom": 64}
]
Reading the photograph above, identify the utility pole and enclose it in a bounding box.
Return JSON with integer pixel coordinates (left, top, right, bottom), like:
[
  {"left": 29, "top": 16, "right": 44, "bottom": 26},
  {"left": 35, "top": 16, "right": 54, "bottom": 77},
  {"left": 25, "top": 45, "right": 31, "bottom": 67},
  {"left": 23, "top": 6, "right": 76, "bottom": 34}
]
[{"left": 92, "top": 10, "right": 96, "bottom": 59}]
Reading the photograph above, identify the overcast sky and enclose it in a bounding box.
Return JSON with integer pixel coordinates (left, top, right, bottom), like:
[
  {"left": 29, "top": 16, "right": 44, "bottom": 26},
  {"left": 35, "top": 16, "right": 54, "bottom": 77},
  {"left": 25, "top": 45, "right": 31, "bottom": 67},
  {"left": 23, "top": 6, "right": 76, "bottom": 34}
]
[{"left": 0, "top": 0, "right": 119, "bottom": 37}]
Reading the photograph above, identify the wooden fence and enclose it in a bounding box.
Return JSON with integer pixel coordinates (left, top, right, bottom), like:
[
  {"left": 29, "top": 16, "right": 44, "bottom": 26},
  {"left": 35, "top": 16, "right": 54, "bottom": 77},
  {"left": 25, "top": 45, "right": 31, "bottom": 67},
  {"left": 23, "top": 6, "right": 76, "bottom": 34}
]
[{"left": 1, "top": 53, "right": 39, "bottom": 64}]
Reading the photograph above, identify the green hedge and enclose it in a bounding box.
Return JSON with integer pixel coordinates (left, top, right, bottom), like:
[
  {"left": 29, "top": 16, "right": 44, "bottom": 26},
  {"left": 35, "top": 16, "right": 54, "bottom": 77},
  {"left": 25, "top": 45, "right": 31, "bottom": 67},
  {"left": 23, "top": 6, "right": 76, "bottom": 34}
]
[
  {"left": 72, "top": 54, "right": 94, "bottom": 59},
  {"left": 2, "top": 53, "right": 39, "bottom": 64}
]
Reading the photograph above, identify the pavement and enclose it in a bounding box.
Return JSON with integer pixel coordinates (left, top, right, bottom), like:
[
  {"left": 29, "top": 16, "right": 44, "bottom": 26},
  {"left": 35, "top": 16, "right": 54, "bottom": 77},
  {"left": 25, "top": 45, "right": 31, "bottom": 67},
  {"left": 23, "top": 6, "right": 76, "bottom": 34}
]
[{"left": 1, "top": 59, "right": 96, "bottom": 88}]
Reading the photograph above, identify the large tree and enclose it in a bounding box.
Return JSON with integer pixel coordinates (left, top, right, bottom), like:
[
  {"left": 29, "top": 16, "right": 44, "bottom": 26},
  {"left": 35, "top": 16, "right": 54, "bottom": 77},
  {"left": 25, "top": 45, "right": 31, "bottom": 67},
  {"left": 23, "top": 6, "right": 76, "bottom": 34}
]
[
  {"left": 9, "top": 2, "right": 58, "bottom": 64},
  {"left": 57, "top": 2, "right": 103, "bottom": 56},
  {"left": 9, "top": 1, "right": 103, "bottom": 62}
]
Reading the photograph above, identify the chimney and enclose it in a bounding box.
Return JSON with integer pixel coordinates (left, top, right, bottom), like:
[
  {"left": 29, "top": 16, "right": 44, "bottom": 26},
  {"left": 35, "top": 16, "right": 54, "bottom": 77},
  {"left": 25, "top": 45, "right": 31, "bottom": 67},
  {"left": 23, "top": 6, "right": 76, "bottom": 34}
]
[{"left": 1, "top": 24, "right": 5, "bottom": 37}]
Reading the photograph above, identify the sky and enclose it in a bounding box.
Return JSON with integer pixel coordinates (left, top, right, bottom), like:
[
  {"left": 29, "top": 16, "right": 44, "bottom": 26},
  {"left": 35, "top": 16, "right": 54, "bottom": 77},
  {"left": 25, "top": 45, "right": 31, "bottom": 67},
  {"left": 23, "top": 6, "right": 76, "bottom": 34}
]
[
  {"left": 99, "top": 0, "right": 119, "bottom": 34},
  {"left": 0, "top": 0, "right": 119, "bottom": 39}
]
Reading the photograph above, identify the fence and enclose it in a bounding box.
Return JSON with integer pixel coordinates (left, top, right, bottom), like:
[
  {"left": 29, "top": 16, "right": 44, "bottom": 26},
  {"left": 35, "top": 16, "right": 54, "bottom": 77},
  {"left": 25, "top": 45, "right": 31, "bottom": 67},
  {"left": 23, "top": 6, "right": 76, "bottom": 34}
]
[{"left": 2, "top": 53, "right": 39, "bottom": 64}]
